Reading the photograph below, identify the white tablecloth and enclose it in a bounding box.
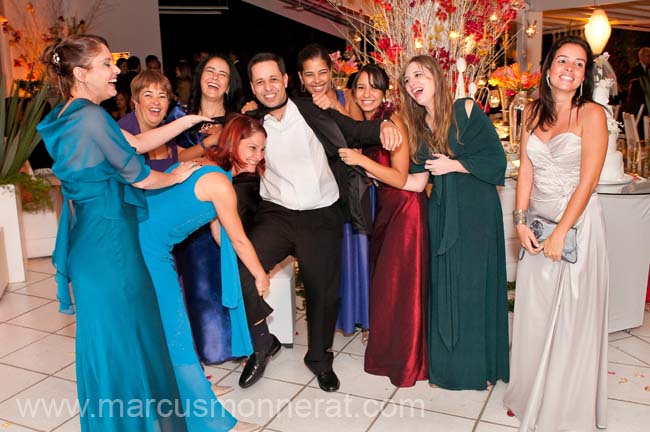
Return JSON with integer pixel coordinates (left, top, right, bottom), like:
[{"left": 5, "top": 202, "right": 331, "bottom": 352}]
[{"left": 597, "top": 184, "right": 650, "bottom": 332}]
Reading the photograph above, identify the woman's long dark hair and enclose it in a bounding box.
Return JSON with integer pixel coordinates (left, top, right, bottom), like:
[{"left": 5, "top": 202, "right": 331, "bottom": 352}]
[
  {"left": 527, "top": 36, "right": 596, "bottom": 132},
  {"left": 188, "top": 53, "right": 244, "bottom": 115}
]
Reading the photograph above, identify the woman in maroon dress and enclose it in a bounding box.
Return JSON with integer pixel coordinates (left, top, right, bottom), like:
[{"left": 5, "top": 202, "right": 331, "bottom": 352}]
[{"left": 339, "top": 64, "right": 428, "bottom": 387}]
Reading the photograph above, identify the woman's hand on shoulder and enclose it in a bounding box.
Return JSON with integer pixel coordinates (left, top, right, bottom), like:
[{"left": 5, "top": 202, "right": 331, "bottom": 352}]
[
  {"left": 181, "top": 114, "right": 213, "bottom": 130},
  {"left": 241, "top": 100, "right": 258, "bottom": 114},
  {"left": 170, "top": 161, "right": 201, "bottom": 184}
]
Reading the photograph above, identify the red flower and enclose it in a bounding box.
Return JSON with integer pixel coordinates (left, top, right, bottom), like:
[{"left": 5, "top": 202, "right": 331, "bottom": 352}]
[{"left": 378, "top": 36, "right": 392, "bottom": 51}]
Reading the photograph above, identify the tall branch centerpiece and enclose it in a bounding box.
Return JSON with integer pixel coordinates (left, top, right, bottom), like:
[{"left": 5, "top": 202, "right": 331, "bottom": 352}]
[{"left": 327, "top": 0, "right": 525, "bottom": 97}]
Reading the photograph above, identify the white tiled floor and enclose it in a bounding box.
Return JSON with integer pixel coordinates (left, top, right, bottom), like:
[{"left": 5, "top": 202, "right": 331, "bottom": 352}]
[{"left": 0, "top": 257, "right": 649, "bottom": 431}]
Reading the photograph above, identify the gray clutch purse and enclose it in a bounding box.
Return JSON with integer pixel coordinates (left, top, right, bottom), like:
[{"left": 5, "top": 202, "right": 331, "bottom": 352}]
[{"left": 519, "top": 216, "right": 578, "bottom": 263}]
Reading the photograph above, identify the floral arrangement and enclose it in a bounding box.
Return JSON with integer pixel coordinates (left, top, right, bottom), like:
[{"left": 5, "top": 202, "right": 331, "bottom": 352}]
[
  {"left": 1, "top": 0, "right": 106, "bottom": 80},
  {"left": 326, "top": 0, "right": 525, "bottom": 95},
  {"left": 592, "top": 52, "right": 621, "bottom": 136},
  {"left": 330, "top": 49, "right": 359, "bottom": 78},
  {"left": 489, "top": 63, "right": 541, "bottom": 96}
]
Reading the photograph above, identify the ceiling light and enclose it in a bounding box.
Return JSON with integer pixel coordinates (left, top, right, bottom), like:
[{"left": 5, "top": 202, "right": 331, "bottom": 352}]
[{"left": 584, "top": 8, "right": 611, "bottom": 55}]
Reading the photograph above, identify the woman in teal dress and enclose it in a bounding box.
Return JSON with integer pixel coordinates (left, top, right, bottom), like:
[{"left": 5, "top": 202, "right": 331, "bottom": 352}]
[
  {"left": 36, "top": 35, "right": 208, "bottom": 431},
  {"left": 139, "top": 113, "right": 269, "bottom": 432},
  {"left": 400, "top": 55, "right": 510, "bottom": 390}
]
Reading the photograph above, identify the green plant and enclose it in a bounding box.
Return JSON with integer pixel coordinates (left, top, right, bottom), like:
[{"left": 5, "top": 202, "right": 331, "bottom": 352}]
[
  {"left": 1, "top": 76, "right": 52, "bottom": 211},
  {"left": 1, "top": 76, "right": 49, "bottom": 177},
  {"left": 0, "top": 172, "right": 52, "bottom": 212}
]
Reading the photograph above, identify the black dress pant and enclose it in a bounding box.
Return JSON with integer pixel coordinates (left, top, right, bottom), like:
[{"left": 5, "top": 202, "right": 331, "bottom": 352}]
[{"left": 238, "top": 200, "right": 343, "bottom": 373}]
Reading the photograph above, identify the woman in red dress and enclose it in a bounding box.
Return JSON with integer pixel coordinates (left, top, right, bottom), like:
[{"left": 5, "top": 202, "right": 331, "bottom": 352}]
[{"left": 339, "top": 64, "right": 428, "bottom": 387}]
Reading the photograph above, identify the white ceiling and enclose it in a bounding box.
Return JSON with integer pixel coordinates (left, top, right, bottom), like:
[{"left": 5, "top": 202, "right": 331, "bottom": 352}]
[
  {"left": 242, "top": 0, "right": 650, "bottom": 37},
  {"left": 540, "top": 1, "right": 650, "bottom": 33}
]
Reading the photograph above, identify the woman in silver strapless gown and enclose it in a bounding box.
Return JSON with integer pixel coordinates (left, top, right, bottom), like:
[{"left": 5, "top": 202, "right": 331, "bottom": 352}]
[{"left": 504, "top": 36, "right": 609, "bottom": 431}]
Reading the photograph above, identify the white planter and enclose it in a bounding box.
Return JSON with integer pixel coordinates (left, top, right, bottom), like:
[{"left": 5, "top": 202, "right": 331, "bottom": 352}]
[
  {"left": 22, "top": 209, "right": 57, "bottom": 258},
  {"left": 0, "top": 184, "right": 26, "bottom": 284},
  {"left": 0, "top": 228, "right": 9, "bottom": 298}
]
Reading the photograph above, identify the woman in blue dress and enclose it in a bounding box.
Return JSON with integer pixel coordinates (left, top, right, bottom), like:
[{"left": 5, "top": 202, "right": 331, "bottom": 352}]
[
  {"left": 36, "top": 35, "right": 208, "bottom": 431},
  {"left": 296, "top": 43, "right": 372, "bottom": 336},
  {"left": 139, "top": 113, "right": 269, "bottom": 432}
]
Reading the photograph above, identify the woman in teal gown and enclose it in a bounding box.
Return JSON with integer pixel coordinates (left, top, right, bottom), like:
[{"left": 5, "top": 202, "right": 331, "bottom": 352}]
[
  {"left": 139, "top": 113, "right": 269, "bottom": 432},
  {"left": 401, "top": 55, "right": 510, "bottom": 390},
  {"left": 36, "top": 35, "right": 208, "bottom": 431}
]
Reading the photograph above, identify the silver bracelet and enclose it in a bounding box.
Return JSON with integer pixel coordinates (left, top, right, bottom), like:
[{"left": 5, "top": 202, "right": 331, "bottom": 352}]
[{"left": 513, "top": 209, "right": 528, "bottom": 226}]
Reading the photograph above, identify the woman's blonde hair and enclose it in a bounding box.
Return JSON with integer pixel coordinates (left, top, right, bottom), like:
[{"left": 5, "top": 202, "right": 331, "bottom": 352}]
[{"left": 399, "top": 55, "right": 454, "bottom": 161}]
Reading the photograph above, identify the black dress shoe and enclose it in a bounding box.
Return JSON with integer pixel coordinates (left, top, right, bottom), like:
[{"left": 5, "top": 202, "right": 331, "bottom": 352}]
[
  {"left": 238, "top": 335, "right": 281, "bottom": 389},
  {"left": 315, "top": 369, "right": 340, "bottom": 392}
]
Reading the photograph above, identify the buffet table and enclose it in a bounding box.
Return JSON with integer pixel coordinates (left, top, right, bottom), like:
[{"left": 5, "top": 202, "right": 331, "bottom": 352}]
[
  {"left": 498, "top": 177, "right": 650, "bottom": 333},
  {"left": 596, "top": 179, "right": 650, "bottom": 332}
]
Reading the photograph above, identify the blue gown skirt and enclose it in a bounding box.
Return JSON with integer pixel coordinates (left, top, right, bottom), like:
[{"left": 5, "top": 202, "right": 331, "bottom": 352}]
[
  {"left": 336, "top": 188, "right": 374, "bottom": 334},
  {"left": 139, "top": 230, "right": 237, "bottom": 431},
  {"left": 176, "top": 226, "right": 234, "bottom": 364},
  {"left": 69, "top": 202, "right": 187, "bottom": 431}
]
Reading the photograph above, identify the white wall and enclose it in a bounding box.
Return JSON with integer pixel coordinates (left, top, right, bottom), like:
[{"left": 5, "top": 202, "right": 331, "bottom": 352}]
[
  {"left": 0, "top": 0, "right": 163, "bottom": 80},
  {"left": 67, "top": 0, "right": 162, "bottom": 66}
]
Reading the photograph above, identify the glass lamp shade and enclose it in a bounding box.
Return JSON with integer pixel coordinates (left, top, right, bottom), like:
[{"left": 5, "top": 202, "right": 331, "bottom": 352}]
[{"left": 584, "top": 9, "right": 611, "bottom": 55}]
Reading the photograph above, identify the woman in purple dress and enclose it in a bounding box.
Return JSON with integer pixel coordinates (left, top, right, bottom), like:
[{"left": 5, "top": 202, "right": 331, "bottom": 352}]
[{"left": 118, "top": 70, "right": 184, "bottom": 171}]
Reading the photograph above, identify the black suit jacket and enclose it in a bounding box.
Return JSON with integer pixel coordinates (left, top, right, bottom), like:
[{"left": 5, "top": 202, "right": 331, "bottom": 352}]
[
  {"left": 253, "top": 97, "right": 383, "bottom": 233},
  {"left": 624, "top": 64, "right": 650, "bottom": 117}
]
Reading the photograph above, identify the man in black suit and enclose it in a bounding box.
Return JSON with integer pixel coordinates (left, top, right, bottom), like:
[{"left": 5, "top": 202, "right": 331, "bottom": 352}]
[
  {"left": 624, "top": 47, "right": 650, "bottom": 119},
  {"left": 116, "top": 56, "right": 141, "bottom": 96},
  {"left": 237, "top": 52, "right": 401, "bottom": 392}
]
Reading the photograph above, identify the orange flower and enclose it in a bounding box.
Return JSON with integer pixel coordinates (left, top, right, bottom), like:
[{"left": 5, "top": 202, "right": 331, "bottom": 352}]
[{"left": 489, "top": 63, "right": 541, "bottom": 95}]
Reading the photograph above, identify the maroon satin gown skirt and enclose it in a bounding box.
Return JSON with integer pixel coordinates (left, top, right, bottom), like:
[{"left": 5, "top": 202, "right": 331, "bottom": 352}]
[{"left": 364, "top": 150, "right": 429, "bottom": 387}]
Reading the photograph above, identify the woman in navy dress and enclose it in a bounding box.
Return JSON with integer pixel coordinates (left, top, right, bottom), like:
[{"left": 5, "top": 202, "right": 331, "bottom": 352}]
[
  {"left": 167, "top": 54, "right": 250, "bottom": 365},
  {"left": 36, "top": 34, "right": 207, "bottom": 431},
  {"left": 139, "top": 114, "right": 269, "bottom": 432}
]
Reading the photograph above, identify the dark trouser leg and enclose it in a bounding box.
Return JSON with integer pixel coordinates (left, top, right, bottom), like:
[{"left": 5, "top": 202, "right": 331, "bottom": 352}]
[
  {"left": 239, "top": 201, "right": 296, "bottom": 328},
  {"left": 295, "top": 204, "right": 344, "bottom": 373}
]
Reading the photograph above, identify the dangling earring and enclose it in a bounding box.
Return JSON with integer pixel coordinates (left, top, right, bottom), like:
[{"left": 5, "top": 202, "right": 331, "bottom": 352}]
[
  {"left": 300, "top": 81, "right": 305, "bottom": 93},
  {"left": 578, "top": 82, "right": 583, "bottom": 98},
  {"left": 546, "top": 74, "right": 551, "bottom": 87}
]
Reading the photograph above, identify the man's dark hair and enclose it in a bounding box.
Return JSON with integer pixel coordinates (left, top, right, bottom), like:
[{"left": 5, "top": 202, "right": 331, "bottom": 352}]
[
  {"left": 126, "top": 56, "right": 141, "bottom": 70},
  {"left": 247, "top": 53, "right": 286, "bottom": 81}
]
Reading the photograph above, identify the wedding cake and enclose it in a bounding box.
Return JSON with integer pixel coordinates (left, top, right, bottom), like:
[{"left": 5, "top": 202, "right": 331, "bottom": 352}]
[{"left": 592, "top": 60, "right": 625, "bottom": 184}]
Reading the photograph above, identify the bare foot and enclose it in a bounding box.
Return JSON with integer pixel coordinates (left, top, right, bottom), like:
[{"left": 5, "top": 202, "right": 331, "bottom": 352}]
[
  {"left": 232, "top": 420, "right": 261, "bottom": 432},
  {"left": 211, "top": 383, "right": 234, "bottom": 397}
]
